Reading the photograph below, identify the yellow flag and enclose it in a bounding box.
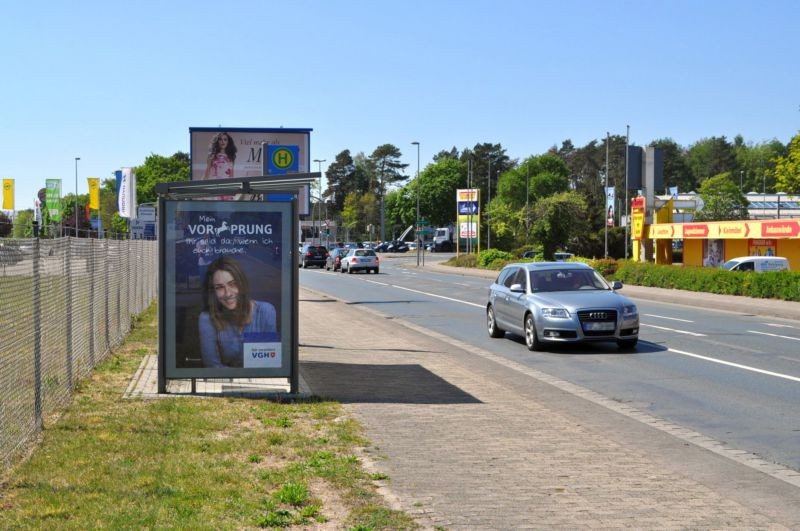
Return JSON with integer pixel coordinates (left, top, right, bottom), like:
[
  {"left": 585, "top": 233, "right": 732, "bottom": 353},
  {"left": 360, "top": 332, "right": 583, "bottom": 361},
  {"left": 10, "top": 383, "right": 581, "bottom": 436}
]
[
  {"left": 2, "top": 179, "right": 13, "bottom": 210},
  {"left": 88, "top": 177, "right": 100, "bottom": 210}
]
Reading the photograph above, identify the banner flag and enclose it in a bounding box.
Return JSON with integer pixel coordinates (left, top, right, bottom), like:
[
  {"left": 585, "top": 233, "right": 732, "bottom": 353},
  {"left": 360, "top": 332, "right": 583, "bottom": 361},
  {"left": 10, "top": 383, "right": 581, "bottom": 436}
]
[
  {"left": 606, "top": 186, "right": 615, "bottom": 227},
  {"left": 2, "top": 179, "right": 13, "bottom": 210},
  {"left": 118, "top": 167, "right": 137, "bottom": 218},
  {"left": 88, "top": 177, "right": 100, "bottom": 209},
  {"left": 34, "top": 197, "right": 42, "bottom": 224},
  {"left": 46, "top": 179, "right": 62, "bottom": 222}
]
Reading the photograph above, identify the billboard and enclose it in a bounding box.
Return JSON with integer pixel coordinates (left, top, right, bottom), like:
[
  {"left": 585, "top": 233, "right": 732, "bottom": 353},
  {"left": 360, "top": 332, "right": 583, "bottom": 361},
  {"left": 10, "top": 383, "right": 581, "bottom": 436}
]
[
  {"left": 161, "top": 200, "right": 293, "bottom": 378},
  {"left": 189, "top": 127, "right": 311, "bottom": 181}
]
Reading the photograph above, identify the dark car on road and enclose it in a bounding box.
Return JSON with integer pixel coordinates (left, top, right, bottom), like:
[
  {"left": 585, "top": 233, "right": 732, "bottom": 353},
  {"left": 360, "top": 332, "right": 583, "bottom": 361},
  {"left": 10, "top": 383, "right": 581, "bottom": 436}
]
[
  {"left": 325, "top": 247, "right": 346, "bottom": 271},
  {"left": 300, "top": 245, "right": 329, "bottom": 268}
]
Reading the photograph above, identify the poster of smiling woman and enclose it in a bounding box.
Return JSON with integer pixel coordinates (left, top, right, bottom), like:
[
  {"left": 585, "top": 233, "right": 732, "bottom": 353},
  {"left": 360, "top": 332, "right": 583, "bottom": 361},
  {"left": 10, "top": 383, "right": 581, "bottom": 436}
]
[{"left": 161, "top": 200, "right": 293, "bottom": 378}]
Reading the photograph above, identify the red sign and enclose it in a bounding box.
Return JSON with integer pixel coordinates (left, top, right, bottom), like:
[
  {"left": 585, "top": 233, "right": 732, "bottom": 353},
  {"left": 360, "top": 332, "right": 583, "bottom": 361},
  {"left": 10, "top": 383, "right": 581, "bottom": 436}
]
[
  {"left": 682, "top": 224, "right": 709, "bottom": 238},
  {"left": 761, "top": 220, "right": 800, "bottom": 238}
]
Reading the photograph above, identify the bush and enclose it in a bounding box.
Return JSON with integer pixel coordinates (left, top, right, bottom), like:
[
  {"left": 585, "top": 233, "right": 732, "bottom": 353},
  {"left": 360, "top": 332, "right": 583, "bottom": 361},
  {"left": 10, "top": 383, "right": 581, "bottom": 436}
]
[
  {"left": 613, "top": 260, "right": 800, "bottom": 302},
  {"left": 477, "top": 249, "right": 515, "bottom": 269}
]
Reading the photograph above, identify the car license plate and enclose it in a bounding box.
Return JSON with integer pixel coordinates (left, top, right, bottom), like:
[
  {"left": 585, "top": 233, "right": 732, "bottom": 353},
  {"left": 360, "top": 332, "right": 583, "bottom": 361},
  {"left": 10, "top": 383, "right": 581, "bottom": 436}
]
[{"left": 584, "top": 322, "right": 615, "bottom": 331}]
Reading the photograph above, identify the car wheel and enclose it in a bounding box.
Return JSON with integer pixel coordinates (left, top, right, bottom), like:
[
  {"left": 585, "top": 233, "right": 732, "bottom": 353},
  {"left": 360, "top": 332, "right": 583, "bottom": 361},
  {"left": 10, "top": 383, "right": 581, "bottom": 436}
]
[
  {"left": 348, "top": 266, "right": 354, "bottom": 274},
  {"left": 487, "top": 305, "right": 504, "bottom": 338},
  {"left": 374, "top": 268, "right": 379, "bottom": 274},
  {"left": 525, "top": 313, "right": 542, "bottom": 351},
  {"left": 617, "top": 338, "right": 638, "bottom": 350}
]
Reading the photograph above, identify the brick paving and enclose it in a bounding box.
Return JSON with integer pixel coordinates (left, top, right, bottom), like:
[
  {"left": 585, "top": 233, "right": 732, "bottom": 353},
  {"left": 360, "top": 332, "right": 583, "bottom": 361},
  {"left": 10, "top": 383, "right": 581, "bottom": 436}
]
[{"left": 299, "top": 287, "right": 800, "bottom": 529}]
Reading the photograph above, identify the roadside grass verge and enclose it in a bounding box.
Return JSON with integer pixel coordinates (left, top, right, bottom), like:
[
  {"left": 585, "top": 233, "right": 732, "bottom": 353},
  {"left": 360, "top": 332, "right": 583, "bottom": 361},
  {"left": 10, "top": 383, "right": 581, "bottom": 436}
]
[{"left": 0, "top": 303, "right": 417, "bottom": 530}]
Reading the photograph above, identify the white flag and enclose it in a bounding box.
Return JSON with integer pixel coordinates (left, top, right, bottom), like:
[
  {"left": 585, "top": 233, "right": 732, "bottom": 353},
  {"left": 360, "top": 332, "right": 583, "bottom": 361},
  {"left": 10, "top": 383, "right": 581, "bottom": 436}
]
[
  {"left": 34, "top": 197, "right": 42, "bottom": 224},
  {"left": 118, "top": 167, "right": 137, "bottom": 218}
]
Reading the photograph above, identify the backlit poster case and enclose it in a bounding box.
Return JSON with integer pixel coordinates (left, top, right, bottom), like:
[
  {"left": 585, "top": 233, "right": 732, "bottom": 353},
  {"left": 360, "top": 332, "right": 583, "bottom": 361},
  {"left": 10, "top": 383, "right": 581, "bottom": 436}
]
[
  {"left": 189, "top": 127, "right": 312, "bottom": 181},
  {"left": 163, "top": 200, "right": 292, "bottom": 378}
]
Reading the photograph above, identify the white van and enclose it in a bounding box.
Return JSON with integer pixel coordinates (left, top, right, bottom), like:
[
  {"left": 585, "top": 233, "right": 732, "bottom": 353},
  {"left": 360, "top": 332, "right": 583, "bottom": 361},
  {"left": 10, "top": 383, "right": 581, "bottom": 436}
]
[{"left": 721, "top": 256, "right": 790, "bottom": 272}]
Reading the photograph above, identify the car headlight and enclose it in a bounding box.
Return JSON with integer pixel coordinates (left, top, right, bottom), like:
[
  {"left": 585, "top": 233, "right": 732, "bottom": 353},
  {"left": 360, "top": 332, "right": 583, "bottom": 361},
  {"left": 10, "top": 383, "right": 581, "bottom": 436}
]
[
  {"left": 541, "top": 308, "right": 570, "bottom": 318},
  {"left": 622, "top": 304, "right": 638, "bottom": 319}
]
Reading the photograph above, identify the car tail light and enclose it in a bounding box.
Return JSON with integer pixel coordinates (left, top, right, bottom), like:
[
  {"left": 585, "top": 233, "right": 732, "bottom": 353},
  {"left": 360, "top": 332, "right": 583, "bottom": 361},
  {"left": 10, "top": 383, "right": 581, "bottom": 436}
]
[{"left": 375, "top": 257, "right": 379, "bottom": 263}]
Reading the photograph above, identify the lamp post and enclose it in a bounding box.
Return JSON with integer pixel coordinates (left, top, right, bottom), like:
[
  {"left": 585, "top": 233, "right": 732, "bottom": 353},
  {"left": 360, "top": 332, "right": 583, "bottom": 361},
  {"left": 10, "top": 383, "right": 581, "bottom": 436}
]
[
  {"left": 313, "top": 159, "right": 325, "bottom": 244},
  {"left": 604, "top": 132, "right": 610, "bottom": 258},
  {"left": 411, "top": 141, "right": 420, "bottom": 266},
  {"left": 74, "top": 157, "right": 80, "bottom": 237},
  {"left": 487, "top": 156, "right": 498, "bottom": 250}
]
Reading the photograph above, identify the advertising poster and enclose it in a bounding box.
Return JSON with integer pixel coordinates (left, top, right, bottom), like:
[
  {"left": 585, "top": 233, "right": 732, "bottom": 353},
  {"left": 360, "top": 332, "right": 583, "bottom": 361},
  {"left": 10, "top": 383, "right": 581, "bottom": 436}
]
[
  {"left": 749, "top": 239, "right": 776, "bottom": 257},
  {"left": 606, "top": 186, "right": 615, "bottom": 227},
  {"left": 189, "top": 127, "right": 311, "bottom": 181},
  {"left": 703, "top": 239, "right": 725, "bottom": 267},
  {"left": 162, "top": 200, "right": 293, "bottom": 378}
]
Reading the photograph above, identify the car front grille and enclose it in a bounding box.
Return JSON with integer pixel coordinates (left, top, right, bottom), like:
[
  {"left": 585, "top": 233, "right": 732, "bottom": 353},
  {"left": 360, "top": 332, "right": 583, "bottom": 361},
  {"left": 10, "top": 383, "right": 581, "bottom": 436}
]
[{"left": 577, "top": 309, "right": 618, "bottom": 337}]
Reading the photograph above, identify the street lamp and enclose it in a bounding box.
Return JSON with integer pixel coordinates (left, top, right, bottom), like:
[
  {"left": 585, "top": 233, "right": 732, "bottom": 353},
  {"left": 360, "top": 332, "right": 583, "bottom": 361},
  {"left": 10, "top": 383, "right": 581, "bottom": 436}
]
[
  {"left": 75, "top": 157, "right": 80, "bottom": 237},
  {"left": 487, "top": 155, "right": 499, "bottom": 250},
  {"left": 411, "top": 141, "right": 420, "bottom": 266},
  {"left": 313, "top": 159, "right": 326, "bottom": 244}
]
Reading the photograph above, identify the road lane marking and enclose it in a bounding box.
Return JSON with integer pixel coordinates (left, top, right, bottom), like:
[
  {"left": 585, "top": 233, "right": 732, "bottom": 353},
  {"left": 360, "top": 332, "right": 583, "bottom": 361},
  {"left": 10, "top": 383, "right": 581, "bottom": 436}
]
[
  {"left": 763, "top": 323, "right": 798, "bottom": 330},
  {"left": 778, "top": 356, "right": 800, "bottom": 364},
  {"left": 668, "top": 348, "right": 800, "bottom": 383},
  {"left": 643, "top": 313, "right": 694, "bottom": 323},
  {"left": 640, "top": 323, "right": 706, "bottom": 337},
  {"left": 388, "top": 284, "right": 484, "bottom": 308},
  {"left": 749, "top": 330, "right": 800, "bottom": 342}
]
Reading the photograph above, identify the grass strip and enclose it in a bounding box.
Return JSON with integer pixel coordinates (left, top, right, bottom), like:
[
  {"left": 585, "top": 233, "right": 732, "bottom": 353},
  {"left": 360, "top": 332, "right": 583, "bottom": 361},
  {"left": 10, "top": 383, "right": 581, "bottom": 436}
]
[{"left": 0, "top": 303, "right": 418, "bottom": 530}]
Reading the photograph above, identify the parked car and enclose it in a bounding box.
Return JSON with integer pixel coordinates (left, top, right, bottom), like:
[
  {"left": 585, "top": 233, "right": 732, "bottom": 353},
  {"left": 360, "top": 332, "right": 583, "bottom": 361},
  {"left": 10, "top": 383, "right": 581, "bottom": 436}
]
[
  {"left": 374, "top": 241, "right": 390, "bottom": 252},
  {"left": 386, "top": 240, "right": 409, "bottom": 253},
  {"left": 721, "top": 255, "right": 790, "bottom": 272},
  {"left": 300, "top": 244, "right": 329, "bottom": 268},
  {"left": 340, "top": 248, "right": 379, "bottom": 274},
  {"left": 0, "top": 242, "right": 24, "bottom": 265},
  {"left": 325, "top": 247, "right": 346, "bottom": 271},
  {"left": 486, "top": 261, "right": 639, "bottom": 351},
  {"left": 554, "top": 252, "right": 574, "bottom": 261}
]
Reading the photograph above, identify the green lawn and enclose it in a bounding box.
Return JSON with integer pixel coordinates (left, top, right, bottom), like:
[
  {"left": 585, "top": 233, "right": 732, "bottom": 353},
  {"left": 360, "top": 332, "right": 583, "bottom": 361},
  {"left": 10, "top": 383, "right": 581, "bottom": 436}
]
[{"left": 0, "top": 303, "right": 418, "bottom": 530}]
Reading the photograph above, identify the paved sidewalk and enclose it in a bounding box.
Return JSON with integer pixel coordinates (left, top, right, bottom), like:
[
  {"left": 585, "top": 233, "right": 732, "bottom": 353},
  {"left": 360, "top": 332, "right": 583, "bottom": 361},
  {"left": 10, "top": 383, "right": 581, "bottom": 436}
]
[{"left": 299, "top": 286, "right": 800, "bottom": 529}]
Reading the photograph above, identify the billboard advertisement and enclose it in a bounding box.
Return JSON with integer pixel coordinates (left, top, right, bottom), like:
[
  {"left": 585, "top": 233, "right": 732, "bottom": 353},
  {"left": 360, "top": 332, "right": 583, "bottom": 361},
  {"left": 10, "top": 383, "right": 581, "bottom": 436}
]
[
  {"left": 189, "top": 127, "right": 311, "bottom": 182},
  {"left": 161, "top": 200, "right": 293, "bottom": 378}
]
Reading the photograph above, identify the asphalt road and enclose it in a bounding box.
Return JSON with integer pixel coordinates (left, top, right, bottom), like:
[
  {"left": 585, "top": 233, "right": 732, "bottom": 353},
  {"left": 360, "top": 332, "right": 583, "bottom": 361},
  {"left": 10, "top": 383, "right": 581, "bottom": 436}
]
[{"left": 300, "top": 253, "right": 800, "bottom": 473}]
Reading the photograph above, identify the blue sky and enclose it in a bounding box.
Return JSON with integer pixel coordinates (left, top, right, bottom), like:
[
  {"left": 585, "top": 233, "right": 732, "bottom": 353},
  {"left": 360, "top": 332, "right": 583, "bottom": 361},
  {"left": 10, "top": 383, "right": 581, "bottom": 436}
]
[{"left": 2, "top": 0, "right": 798, "bottom": 211}]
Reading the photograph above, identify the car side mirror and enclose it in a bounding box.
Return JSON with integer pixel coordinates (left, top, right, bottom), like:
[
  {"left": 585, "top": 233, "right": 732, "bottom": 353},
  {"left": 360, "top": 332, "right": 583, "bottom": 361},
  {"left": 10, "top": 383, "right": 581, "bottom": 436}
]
[
  {"left": 611, "top": 280, "right": 623, "bottom": 290},
  {"left": 510, "top": 283, "right": 525, "bottom": 293}
]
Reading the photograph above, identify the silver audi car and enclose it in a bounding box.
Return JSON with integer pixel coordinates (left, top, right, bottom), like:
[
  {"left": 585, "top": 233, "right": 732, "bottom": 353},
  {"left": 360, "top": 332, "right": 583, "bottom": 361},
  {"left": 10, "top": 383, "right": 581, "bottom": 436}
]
[{"left": 486, "top": 262, "right": 639, "bottom": 351}]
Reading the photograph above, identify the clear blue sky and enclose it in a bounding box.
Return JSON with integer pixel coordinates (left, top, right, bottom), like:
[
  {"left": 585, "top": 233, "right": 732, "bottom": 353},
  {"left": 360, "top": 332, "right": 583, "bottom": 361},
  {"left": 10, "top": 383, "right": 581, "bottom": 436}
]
[{"left": 2, "top": 0, "right": 798, "bottom": 211}]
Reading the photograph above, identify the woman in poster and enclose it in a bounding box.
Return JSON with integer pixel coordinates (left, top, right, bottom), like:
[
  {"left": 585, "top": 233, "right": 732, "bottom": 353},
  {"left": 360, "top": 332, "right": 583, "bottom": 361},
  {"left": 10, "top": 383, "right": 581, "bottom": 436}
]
[
  {"left": 703, "top": 239, "right": 724, "bottom": 267},
  {"left": 198, "top": 256, "right": 277, "bottom": 368},
  {"left": 203, "top": 132, "right": 238, "bottom": 179}
]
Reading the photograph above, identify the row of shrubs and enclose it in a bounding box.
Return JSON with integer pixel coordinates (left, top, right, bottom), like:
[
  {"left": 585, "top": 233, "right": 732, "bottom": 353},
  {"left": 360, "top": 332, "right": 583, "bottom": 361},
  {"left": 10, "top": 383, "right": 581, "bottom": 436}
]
[{"left": 447, "top": 250, "right": 800, "bottom": 302}]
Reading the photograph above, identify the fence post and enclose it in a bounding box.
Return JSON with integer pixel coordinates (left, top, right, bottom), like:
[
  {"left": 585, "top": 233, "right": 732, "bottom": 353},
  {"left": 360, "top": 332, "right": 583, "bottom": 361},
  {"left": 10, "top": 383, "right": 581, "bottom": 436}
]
[
  {"left": 104, "top": 239, "right": 110, "bottom": 353},
  {"left": 32, "top": 238, "right": 43, "bottom": 429},
  {"left": 89, "top": 238, "right": 95, "bottom": 365},
  {"left": 65, "top": 237, "right": 73, "bottom": 390}
]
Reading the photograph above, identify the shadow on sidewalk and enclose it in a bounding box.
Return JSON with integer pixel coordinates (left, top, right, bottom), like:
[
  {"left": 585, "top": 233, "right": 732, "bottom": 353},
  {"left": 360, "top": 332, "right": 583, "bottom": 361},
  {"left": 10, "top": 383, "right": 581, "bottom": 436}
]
[{"left": 300, "top": 361, "right": 482, "bottom": 404}]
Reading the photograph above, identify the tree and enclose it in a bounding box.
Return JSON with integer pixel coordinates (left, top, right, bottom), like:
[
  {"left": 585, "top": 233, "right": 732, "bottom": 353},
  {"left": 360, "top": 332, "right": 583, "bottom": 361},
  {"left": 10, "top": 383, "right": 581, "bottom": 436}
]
[
  {"left": 416, "top": 158, "right": 466, "bottom": 227},
  {"left": 433, "top": 146, "right": 460, "bottom": 162},
  {"left": 134, "top": 152, "right": 190, "bottom": 204},
  {"left": 324, "top": 149, "right": 356, "bottom": 212},
  {"left": 368, "top": 144, "right": 409, "bottom": 241},
  {"left": 772, "top": 133, "right": 800, "bottom": 193},
  {"left": 530, "top": 191, "right": 589, "bottom": 260},
  {"left": 649, "top": 138, "right": 693, "bottom": 193},
  {"left": 11, "top": 210, "right": 33, "bottom": 238},
  {"left": 686, "top": 137, "right": 736, "bottom": 186},
  {"left": 692, "top": 173, "right": 749, "bottom": 221}
]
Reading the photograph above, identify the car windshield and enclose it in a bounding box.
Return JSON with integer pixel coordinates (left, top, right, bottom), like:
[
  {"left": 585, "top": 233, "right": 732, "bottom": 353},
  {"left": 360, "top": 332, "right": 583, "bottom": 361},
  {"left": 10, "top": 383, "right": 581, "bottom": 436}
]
[{"left": 530, "top": 269, "right": 609, "bottom": 292}]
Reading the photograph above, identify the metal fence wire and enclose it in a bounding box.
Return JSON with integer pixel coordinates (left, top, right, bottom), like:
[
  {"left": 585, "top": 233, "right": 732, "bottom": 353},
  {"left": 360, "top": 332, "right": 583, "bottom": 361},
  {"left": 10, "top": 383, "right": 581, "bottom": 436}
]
[{"left": 0, "top": 237, "right": 157, "bottom": 471}]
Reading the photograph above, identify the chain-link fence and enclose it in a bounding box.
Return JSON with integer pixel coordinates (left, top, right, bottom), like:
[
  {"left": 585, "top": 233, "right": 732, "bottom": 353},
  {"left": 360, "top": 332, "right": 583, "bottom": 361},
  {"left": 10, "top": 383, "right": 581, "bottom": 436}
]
[{"left": 0, "top": 237, "right": 157, "bottom": 471}]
